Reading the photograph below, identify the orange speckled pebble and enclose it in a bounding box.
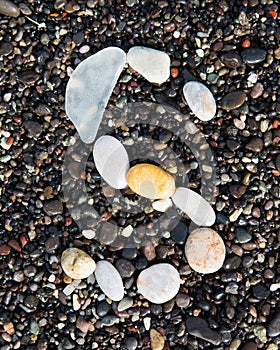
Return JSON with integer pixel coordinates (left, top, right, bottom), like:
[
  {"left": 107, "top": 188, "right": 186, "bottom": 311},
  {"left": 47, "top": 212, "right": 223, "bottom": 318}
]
[
  {"left": 126, "top": 163, "right": 176, "bottom": 200},
  {"left": 185, "top": 228, "right": 226, "bottom": 274}
]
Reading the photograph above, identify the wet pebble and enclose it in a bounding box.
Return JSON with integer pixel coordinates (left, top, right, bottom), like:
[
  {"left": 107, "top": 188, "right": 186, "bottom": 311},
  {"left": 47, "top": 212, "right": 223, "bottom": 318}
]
[
  {"left": 268, "top": 312, "right": 280, "bottom": 337},
  {"left": 115, "top": 259, "right": 135, "bottom": 278},
  {"left": 241, "top": 48, "right": 267, "bottom": 64},
  {"left": 221, "top": 52, "right": 242, "bottom": 68},
  {"left": 0, "top": 42, "right": 13, "bottom": 56},
  {"left": 220, "top": 91, "right": 246, "bottom": 111},
  {"left": 252, "top": 284, "right": 270, "bottom": 300},
  {"left": 186, "top": 317, "right": 222, "bottom": 345},
  {"left": 44, "top": 200, "right": 63, "bottom": 216},
  {"left": 240, "top": 343, "right": 257, "bottom": 350},
  {"left": 250, "top": 83, "right": 263, "bottom": 99},
  {"left": 0, "top": 0, "right": 20, "bottom": 17},
  {"left": 150, "top": 329, "right": 165, "bottom": 350},
  {"left": 245, "top": 137, "right": 264, "bottom": 152}
]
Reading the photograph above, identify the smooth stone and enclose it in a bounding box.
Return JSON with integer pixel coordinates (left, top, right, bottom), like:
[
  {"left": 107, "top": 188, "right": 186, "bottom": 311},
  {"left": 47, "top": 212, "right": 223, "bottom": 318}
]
[
  {"left": 220, "top": 90, "right": 246, "bottom": 111},
  {"left": 65, "top": 47, "right": 126, "bottom": 143},
  {"left": 172, "top": 187, "right": 216, "bottom": 226},
  {"left": 252, "top": 284, "right": 270, "bottom": 300},
  {"left": 127, "top": 46, "right": 170, "bottom": 84},
  {"left": 223, "top": 256, "right": 242, "bottom": 270},
  {"left": 115, "top": 259, "right": 135, "bottom": 278},
  {"left": 61, "top": 248, "right": 96, "bottom": 279},
  {"left": 221, "top": 52, "right": 242, "bottom": 68},
  {"left": 268, "top": 312, "right": 280, "bottom": 337},
  {"left": 183, "top": 81, "right": 216, "bottom": 121},
  {"left": 186, "top": 317, "right": 222, "bottom": 345},
  {"left": 137, "top": 263, "right": 180, "bottom": 304},
  {"left": 185, "top": 228, "right": 226, "bottom": 274},
  {"left": 95, "top": 260, "right": 124, "bottom": 301},
  {"left": 150, "top": 329, "right": 165, "bottom": 350},
  {"left": 245, "top": 137, "right": 263, "bottom": 152},
  {"left": 127, "top": 164, "right": 175, "bottom": 200},
  {"left": 152, "top": 198, "right": 172, "bottom": 212},
  {"left": 0, "top": 0, "right": 20, "bottom": 17},
  {"left": 171, "top": 221, "right": 188, "bottom": 244},
  {"left": 239, "top": 342, "right": 257, "bottom": 350},
  {"left": 241, "top": 48, "right": 266, "bottom": 64},
  {"left": 93, "top": 135, "right": 130, "bottom": 189},
  {"left": 235, "top": 228, "right": 252, "bottom": 243}
]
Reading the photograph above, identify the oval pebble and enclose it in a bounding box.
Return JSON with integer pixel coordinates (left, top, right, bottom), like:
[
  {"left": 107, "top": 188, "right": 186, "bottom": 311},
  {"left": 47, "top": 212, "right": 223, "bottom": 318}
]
[
  {"left": 220, "top": 90, "right": 246, "bottom": 111},
  {"left": 127, "top": 163, "right": 175, "bottom": 200},
  {"left": 0, "top": 0, "right": 20, "bottom": 17},
  {"left": 183, "top": 81, "right": 216, "bottom": 121},
  {"left": 95, "top": 260, "right": 124, "bottom": 301},
  {"left": 185, "top": 228, "right": 226, "bottom": 274},
  {"left": 172, "top": 187, "right": 216, "bottom": 226},
  {"left": 61, "top": 248, "right": 96, "bottom": 279},
  {"left": 137, "top": 263, "right": 181, "bottom": 304},
  {"left": 65, "top": 47, "right": 126, "bottom": 144},
  {"left": 127, "top": 46, "right": 170, "bottom": 84},
  {"left": 241, "top": 48, "right": 266, "bottom": 65},
  {"left": 93, "top": 135, "right": 130, "bottom": 189}
]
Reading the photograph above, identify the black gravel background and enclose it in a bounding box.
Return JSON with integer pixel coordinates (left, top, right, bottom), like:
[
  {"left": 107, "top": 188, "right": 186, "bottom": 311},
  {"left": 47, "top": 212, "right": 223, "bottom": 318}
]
[{"left": 0, "top": 0, "right": 279, "bottom": 349}]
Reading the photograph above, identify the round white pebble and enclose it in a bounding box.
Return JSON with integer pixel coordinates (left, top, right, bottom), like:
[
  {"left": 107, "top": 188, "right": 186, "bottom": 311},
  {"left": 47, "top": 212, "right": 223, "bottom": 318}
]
[
  {"left": 61, "top": 248, "right": 96, "bottom": 280},
  {"left": 137, "top": 263, "right": 181, "bottom": 304}
]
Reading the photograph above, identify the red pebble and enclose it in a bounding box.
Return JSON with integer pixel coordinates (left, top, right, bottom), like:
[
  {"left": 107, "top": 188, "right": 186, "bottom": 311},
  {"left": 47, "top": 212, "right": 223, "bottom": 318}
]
[{"left": 241, "top": 37, "right": 251, "bottom": 48}]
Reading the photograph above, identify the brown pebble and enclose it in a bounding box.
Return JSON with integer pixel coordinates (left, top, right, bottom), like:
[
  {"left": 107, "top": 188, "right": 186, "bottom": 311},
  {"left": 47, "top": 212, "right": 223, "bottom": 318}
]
[
  {"left": 220, "top": 90, "right": 246, "bottom": 111},
  {"left": 142, "top": 241, "right": 156, "bottom": 261},
  {"left": 164, "top": 23, "right": 175, "bottom": 32},
  {"left": 18, "top": 71, "right": 40, "bottom": 86},
  {"left": 221, "top": 52, "right": 242, "bottom": 68},
  {"left": 245, "top": 137, "right": 264, "bottom": 152},
  {"left": 212, "top": 41, "right": 223, "bottom": 52},
  {"left": 3, "top": 322, "right": 15, "bottom": 335},
  {"left": 250, "top": 83, "right": 263, "bottom": 99},
  {"left": 76, "top": 316, "right": 89, "bottom": 334},
  {"left": 0, "top": 0, "right": 20, "bottom": 17},
  {"left": 0, "top": 244, "right": 11, "bottom": 255},
  {"left": 171, "top": 67, "right": 179, "bottom": 78},
  {"left": 8, "top": 239, "right": 21, "bottom": 252}
]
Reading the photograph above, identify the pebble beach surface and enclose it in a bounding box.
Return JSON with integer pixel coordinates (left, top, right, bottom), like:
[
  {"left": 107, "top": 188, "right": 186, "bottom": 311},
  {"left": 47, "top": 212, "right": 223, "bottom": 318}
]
[{"left": 0, "top": 0, "right": 279, "bottom": 350}]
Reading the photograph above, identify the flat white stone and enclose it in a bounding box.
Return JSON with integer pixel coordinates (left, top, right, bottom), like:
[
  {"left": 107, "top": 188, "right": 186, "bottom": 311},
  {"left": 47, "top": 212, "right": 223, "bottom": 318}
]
[
  {"left": 95, "top": 260, "right": 124, "bottom": 301},
  {"left": 65, "top": 47, "right": 126, "bottom": 144},
  {"left": 93, "top": 135, "right": 130, "bottom": 189},
  {"left": 185, "top": 228, "right": 226, "bottom": 274},
  {"left": 137, "top": 263, "right": 180, "bottom": 304},
  {"left": 152, "top": 198, "right": 173, "bottom": 212},
  {"left": 127, "top": 46, "right": 170, "bottom": 84},
  {"left": 61, "top": 248, "right": 96, "bottom": 280},
  {"left": 183, "top": 81, "right": 216, "bottom": 121},
  {"left": 172, "top": 187, "right": 216, "bottom": 226}
]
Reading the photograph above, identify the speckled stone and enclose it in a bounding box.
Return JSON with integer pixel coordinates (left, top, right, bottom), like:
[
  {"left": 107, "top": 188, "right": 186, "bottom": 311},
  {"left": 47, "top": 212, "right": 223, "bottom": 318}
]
[{"left": 61, "top": 248, "right": 96, "bottom": 279}]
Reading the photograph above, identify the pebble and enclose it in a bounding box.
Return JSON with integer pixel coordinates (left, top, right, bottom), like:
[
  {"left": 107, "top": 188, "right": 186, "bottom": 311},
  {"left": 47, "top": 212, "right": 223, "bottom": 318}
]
[
  {"left": 252, "top": 324, "right": 267, "bottom": 343},
  {"left": 95, "top": 260, "right": 124, "bottom": 301},
  {"left": 252, "top": 284, "right": 270, "bottom": 300},
  {"left": 137, "top": 263, "right": 180, "bottom": 304},
  {"left": 142, "top": 241, "right": 156, "bottom": 261},
  {"left": 0, "top": 42, "right": 13, "bottom": 56},
  {"left": 172, "top": 187, "right": 216, "bottom": 226},
  {"left": 183, "top": 81, "right": 216, "bottom": 121},
  {"left": 125, "top": 337, "right": 138, "bottom": 350},
  {"left": 268, "top": 313, "right": 280, "bottom": 337},
  {"left": 171, "top": 222, "right": 188, "bottom": 244},
  {"left": 152, "top": 198, "right": 172, "bottom": 212},
  {"left": 150, "top": 329, "right": 165, "bottom": 350},
  {"left": 175, "top": 293, "right": 190, "bottom": 308},
  {"left": 0, "top": 244, "right": 11, "bottom": 255},
  {"left": 117, "top": 297, "right": 133, "bottom": 311},
  {"left": 127, "top": 46, "right": 170, "bottom": 84},
  {"left": 93, "top": 136, "right": 130, "bottom": 189},
  {"left": 235, "top": 228, "right": 252, "bottom": 243},
  {"left": 43, "top": 200, "right": 63, "bottom": 216},
  {"left": 115, "top": 259, "right": 135, "bottom": 278},
  {"left": 0, "top": 0, "right": 20, "bottom": 17},
  {"left": 250, "top": 83, "right": 263, "bottom": 99},
  {"left": 185, "top": 228, "right": 226, "bottom": 274},
  {"left": 241, "top": 48, "right": 267, "bottom": 64},
  {"left": 126, "top": 164, "right": 175, "bottom": 200},
  {"left": 240, "top": 343, "right": 257, "bottom": 350},
  {"left": 221, "top": 52, "right": 243, "bottom": 68},
  {"left": 245, "top": 137, "right": 263, "bottom": 152},
  {"left": 65, "top": 47, "right": 126, "bottom": 143},
  {"left": 220, "top": 91, "right": 246, "bottom": 111},
  {"left": 61, "top": 248, "right": 96, "bottom": 279},
  {"left": 186, "top": 317, "right": 222, "bottom": 345},
  {"left": 223, "top": 256, "right": 241, "bottom": 270}
]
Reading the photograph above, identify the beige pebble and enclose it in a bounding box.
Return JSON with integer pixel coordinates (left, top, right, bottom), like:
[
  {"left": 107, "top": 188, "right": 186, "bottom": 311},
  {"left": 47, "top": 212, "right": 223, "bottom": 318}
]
[
  {"left": 185, "top": 228, "right": 226, "bottom": 274},
  {"left": 61, "top": 248, "right": 96, "bottom": 279},
  {"left": 150, "top": 329, "right": 165, "bottom": 350},
  {"left": 127, "top": 163, "right": 175, "bottom": 199}
]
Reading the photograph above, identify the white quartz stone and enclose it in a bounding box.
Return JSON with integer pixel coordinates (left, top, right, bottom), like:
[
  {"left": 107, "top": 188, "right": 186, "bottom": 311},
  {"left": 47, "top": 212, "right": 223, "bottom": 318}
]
[
  {"left": 137, "top": 263, "right": 180, "bottom": 304},
  {"left": 172, "top": 187, "right": 216, "bottom": 226},
  {"left": 93, "top": 135, "right": 130, "bottom": 189},
  {"left": 127, "top": 46, "right": 170, "bottom": 84},
  {"left": 185, "top": 228, "right": 226, "bottom": 274},
  {"left": 95, "top": 260, "right": 124, "bottom": 301},
  {"left": 183, "top": 81, "right": 216, "bottom": 121},
  {"left": 65, "top": 47, "right": 126, "bottom": 143},
  {"left": 61, "top": 248, "right": 96, "bottom": 280},
  {"left": 152, "top": 198, "right": 173, "bottom": 212}
]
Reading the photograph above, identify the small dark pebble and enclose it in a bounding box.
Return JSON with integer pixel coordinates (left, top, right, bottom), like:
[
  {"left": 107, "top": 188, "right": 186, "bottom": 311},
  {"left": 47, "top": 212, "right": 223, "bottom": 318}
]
[
  {"left": 176, "top": 294, "right": 190, "bottom": 308},
  {"left": 245, "top": 137, "right": 264, "bottom": 152},
  {"left": 18, "top": 71, "right": 41, "bottom": 86},
  {"left": 186, "top": 317, "right": 222, "bottom": 345},
  {"left": 43, "top": 200, "right": 63, "bottom": 216},
  {"left": 0, "top": 42, "right": 13, "bottom": 56},
  {"left": 0, "top": 0, "right": 20, "bottom": 17},
  {"left": 96, "top": 301, "right": 111, "bottom": 317},
  {"left": 223, "top": 256, "right": 241, "bottom": 270},
  {"left": 23, "top": 121, "right": 42, "bottom": 138},
  {"left": 221, "top": 52, "right": 242, "bottom": 68},
  {"left": 220, "top": 91, "right": 246, "bottom": 111},
  {"left": 241, "top": 48, "right": 266, "bottom": 64},
  {"left": 268, "top": 312, "right": 280, "bottom": 337},
  {"left": 122, "top": 247, "right": 138, "bottom": 260},
  {"left": 171, "top": 221, "right": 188, "bottom": 244},
  {"left": 45, "top": 236, "right": 60, "bottom": 253},
  {"left": 24, "top": 295, "right": 39, "bottom": 308},
  {"left": 125, "top": 337, "right": 138, "bottom": 350},
  {"left": 0, "top": 244, "right": 11, "bottom": 256},
  {"left": 235, "top": 228, "right": 252, "bottom": 243},
  {"left": 240, "top": 343, "right": 257, "bottom": 350},
  {"left": 252, "top": 284, "right": 270, "bottom": 300},
  {"left": 115, "top": 259, "right": 135, "bottom": 278}
]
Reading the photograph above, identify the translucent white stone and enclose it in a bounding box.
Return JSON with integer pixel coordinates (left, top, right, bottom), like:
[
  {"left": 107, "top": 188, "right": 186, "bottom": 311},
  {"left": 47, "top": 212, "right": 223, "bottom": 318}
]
[
  {"left": 172, "top": 187, "right": 216, "bottom": 226},
  {"left": 95, "top": 260, "right": 124, "bottom": 301},
  {"left": 185, "top": 228, "right": 226, "bottom": 274},
  {"left": 152, "top": 198, "right": 173, "bottom": 212},
  {"left": 183, "top": 81, "right": 216, "bottom": 121},
  {"left": 137, "top": 263, "right": 180, "bottom": 304},
  {"left": 127, "top": 46, "right": 170, "bottom": 84},
  {"left": 65, "top": 47, "right": 126, "bottom": 144},
  {"left": 93, "top": 135, "right": 130, "bottom": 189},
  {"left": 61, "top": 248, "right": 96, "bottom": 280}
]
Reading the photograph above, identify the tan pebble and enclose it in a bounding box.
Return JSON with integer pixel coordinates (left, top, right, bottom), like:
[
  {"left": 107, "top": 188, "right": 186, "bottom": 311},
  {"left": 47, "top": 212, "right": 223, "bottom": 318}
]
[
  {"left": 61, "top": 248, "right": 96, "bottom": 279},
  {"left": 150, "top": 329, "right": 165, "bottom": 350},
  {"left": 4, "top": 322, "right": 15, "bottom": 335},
  {"left": 126, "top": 163, "right": 175, "bottom": 199},
  {"left": 185, "top": 228, "right": 226, "bottom": 274}
]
